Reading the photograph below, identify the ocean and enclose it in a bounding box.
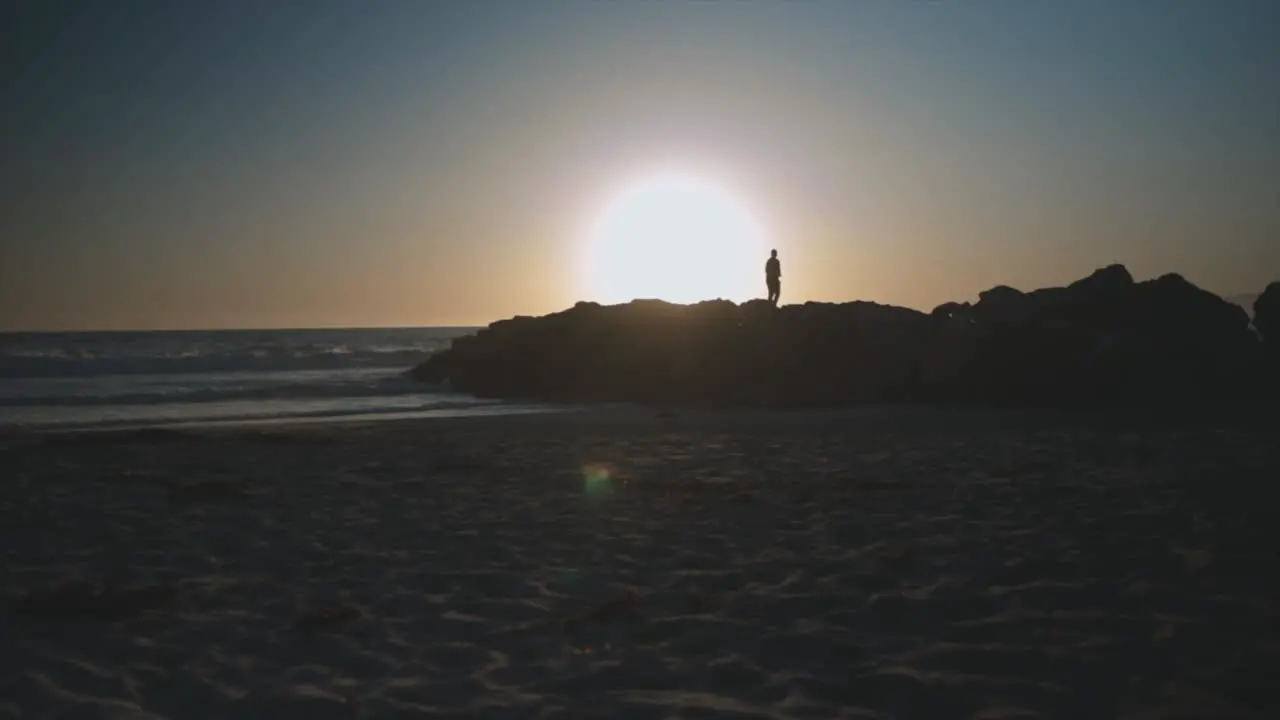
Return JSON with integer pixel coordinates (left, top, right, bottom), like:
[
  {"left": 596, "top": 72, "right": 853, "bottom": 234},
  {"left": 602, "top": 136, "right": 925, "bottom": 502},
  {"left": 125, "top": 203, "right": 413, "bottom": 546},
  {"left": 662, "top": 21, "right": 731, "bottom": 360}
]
[{"left": 0, "top": 327, "right": 519, "bottom": 430}]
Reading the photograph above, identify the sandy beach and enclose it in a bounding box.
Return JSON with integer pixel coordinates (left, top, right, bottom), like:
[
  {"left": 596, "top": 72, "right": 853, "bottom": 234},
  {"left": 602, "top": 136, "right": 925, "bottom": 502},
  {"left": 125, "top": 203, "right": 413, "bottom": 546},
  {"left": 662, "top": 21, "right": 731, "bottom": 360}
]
[{"left": 1, "top": 408, "right": 1276, "bottom": 719}]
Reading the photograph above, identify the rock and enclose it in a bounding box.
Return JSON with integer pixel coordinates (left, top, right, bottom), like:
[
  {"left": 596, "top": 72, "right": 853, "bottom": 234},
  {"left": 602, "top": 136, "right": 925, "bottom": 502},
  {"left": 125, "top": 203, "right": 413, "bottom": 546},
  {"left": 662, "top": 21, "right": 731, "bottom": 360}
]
[
  {"left": 409, "top": 350, "right": 450, "bottom": 384},
  {"left": 972, "top": 285, "right": 1031, "bottom": 330},
  {"left": 410, "top": 266, "right": 1266, "bottom": 412},
  {"left": 930, "top": 301, "right": 971, "bottom": 321},
  {"left": 1068, "top": 262, "right": 1134, "bottom": 298},
  {"left": 1089, "top": 273, "right": 1258, "bottom": 407}
]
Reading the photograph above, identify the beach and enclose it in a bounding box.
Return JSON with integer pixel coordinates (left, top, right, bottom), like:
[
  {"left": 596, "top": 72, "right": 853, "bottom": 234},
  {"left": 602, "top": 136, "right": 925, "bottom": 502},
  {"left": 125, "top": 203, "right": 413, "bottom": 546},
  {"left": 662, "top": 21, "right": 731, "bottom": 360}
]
[{"left": 1, "top": 407, "right": 1276, "bottom": 719}]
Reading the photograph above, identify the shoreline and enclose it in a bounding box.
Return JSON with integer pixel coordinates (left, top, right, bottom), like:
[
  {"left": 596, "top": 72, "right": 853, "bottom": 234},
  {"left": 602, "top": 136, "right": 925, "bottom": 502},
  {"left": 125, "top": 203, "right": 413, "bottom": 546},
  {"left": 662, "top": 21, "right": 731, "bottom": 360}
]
[
  {"left": 6, "top": 398, "right": 1275, "bottom": 441},
  {"left": 16, "top": 402, "right": 569, "bottom": 435}
]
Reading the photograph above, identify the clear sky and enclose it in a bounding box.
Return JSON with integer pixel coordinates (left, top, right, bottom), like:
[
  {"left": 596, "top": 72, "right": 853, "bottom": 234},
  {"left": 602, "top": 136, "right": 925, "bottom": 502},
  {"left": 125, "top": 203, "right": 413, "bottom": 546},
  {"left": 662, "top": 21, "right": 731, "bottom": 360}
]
[{"left": 2, "top": 0, "right": 1277, "bottom": 331}]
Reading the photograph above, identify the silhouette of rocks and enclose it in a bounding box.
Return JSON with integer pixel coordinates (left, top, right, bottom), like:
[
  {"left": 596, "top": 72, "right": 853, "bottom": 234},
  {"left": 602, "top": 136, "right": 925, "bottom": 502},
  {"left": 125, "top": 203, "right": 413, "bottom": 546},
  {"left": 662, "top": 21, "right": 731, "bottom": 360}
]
[{"left": 412, "top": 266, "right": 1272, "bottom": 412}]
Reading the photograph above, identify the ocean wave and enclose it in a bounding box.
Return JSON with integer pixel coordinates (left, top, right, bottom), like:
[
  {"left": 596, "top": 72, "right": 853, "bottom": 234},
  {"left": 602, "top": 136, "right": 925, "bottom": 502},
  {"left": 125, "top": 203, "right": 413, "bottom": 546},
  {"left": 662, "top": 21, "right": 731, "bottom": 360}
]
[
  {"left": 0, "top": 370, "right": 439, "bottom": 407},
  {"left": 0, "top": 350, "right": 431, "bottom": 378},
  {"left": 0, "top": 328, "right": 472, "bottom": 378},
  {"left": 12, "top": 397, "right": 513, "bottom": 431}
]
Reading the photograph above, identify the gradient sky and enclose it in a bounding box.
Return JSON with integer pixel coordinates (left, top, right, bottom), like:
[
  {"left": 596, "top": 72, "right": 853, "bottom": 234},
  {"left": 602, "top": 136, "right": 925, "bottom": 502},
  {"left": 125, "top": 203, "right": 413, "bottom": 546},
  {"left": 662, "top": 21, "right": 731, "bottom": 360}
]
[{"left": 2, "top": 0, "right": 1277, "bottom": 331}]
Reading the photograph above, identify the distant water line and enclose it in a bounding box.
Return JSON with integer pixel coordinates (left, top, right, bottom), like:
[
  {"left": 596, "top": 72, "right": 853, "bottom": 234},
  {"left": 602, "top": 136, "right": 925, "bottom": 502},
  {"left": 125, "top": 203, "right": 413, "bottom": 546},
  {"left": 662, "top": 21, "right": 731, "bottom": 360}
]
[{"left": 0, "top": 327, "right": 542, "bottom": 429}]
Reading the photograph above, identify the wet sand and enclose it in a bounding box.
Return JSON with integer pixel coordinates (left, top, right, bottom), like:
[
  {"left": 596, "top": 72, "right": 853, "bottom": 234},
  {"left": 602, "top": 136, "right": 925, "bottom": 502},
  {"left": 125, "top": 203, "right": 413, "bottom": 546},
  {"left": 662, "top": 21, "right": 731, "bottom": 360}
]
[{"left": 1, "top": 407, "right": 1276, "bottom": 719}]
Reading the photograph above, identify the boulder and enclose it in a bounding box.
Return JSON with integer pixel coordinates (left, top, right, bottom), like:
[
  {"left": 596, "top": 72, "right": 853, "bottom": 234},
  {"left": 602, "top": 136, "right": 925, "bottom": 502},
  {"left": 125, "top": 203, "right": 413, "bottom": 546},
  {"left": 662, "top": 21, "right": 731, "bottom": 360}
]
[
  {"left": 1081, "top": 273, "right": 1257, "bottom": 407},
  {"left": 1067, "top": 263, "right": 1135, "bottom": 300},
  {"left": 972, "top": 285, "right": 1029, "bottom": 328},
  {"left": 930, "top": 301, "right": 971, "bottom": 322}
]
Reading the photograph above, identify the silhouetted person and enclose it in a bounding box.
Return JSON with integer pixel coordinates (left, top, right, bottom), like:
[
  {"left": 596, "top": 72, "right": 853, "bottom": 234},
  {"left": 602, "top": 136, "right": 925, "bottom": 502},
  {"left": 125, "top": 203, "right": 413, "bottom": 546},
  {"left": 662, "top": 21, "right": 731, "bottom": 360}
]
[{"left": 765, "top": 249, "right": 781, "bottom": 306}]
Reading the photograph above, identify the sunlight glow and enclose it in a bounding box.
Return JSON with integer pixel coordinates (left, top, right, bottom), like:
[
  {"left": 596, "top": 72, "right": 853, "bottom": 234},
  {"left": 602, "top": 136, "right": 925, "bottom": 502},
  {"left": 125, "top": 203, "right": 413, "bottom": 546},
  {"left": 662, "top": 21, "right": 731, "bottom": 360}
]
[{"left": 580, "top": 172, "right": 769, "bottom": 304}]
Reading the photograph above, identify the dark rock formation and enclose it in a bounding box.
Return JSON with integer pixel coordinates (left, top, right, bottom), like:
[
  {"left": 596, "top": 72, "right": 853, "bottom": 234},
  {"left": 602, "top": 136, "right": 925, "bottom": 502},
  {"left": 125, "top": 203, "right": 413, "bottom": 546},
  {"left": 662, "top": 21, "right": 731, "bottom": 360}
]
[{"left": 413, "top": 266, "right": 1274, "bottom": 412}]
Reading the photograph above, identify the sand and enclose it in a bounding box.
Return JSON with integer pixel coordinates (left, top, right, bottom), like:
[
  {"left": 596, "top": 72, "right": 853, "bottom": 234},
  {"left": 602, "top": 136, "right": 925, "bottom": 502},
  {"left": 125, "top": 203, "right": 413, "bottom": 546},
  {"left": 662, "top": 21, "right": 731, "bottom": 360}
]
[{"left": 1, "top": 407, "right": 1276, "bottom": 719}]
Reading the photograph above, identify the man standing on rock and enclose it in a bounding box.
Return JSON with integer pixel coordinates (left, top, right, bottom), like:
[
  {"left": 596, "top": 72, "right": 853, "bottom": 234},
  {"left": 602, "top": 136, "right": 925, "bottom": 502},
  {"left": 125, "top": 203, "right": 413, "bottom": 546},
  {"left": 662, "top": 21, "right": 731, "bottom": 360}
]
[{"left": 765, "top": 249, "right": 782, "bottom": 306}]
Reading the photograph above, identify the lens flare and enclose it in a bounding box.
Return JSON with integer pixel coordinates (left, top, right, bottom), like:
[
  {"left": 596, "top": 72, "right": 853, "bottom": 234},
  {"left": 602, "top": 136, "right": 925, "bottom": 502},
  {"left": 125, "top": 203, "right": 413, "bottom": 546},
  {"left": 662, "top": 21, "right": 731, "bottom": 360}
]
[{"left": 582, "top": 464, "right": 615, "bottom": 497}]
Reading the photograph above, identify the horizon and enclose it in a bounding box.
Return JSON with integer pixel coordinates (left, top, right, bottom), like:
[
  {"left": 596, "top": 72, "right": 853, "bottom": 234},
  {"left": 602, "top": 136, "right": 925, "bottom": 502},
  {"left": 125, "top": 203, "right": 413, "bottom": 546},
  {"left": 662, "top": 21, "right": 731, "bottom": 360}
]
[
  {"left": 3, "top": 1, "right": 1278, "bottom": 331},
  {"left": 0, "top": 272, "right": 1265, "bottom": 335},
  {"left": 0, "top": 324, "right": 481, "bottom": 335}
]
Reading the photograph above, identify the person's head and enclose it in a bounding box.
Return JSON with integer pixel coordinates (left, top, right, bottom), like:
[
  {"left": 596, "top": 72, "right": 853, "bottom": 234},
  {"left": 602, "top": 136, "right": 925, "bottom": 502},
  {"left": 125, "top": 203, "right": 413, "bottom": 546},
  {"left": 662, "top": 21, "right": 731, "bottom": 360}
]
[{"left": 770, "top": 249, "right": 777, "bottom": 258}]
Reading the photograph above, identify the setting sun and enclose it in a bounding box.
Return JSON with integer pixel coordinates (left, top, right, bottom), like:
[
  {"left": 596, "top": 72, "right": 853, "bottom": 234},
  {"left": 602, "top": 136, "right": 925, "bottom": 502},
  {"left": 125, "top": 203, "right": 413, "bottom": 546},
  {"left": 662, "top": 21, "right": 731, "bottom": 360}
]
[{"left": 579, "top": 172, "right": 769, "bottom": 305}]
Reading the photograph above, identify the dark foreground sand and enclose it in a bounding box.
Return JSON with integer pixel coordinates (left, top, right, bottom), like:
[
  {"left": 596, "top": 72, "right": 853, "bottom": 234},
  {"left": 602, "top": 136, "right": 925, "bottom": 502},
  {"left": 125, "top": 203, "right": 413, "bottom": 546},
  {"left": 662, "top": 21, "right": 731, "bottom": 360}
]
[{"left": 1, "top": 407, "right": 1277, "bottom": 719}]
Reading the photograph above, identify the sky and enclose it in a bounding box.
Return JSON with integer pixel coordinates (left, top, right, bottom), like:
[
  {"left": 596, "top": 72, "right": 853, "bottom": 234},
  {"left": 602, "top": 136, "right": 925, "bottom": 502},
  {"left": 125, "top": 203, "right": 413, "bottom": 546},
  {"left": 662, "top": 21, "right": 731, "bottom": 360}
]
[{"left": 2, "top": 0, "right": 1277, "bottom": 331}]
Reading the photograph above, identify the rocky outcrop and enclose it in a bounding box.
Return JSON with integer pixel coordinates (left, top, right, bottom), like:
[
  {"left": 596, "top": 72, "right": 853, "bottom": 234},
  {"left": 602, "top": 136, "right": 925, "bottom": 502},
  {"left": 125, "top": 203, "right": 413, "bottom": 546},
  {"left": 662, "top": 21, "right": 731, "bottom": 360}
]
[{"left": 413, "top": 266, "right": 1273, "bottom": 411}]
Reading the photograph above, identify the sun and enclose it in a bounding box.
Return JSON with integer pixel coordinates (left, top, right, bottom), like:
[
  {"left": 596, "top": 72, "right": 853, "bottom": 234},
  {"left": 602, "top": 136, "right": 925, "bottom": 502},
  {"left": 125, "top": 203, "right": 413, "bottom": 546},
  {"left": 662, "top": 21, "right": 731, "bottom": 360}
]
[{"left": 580, "top": 172, "right": 769, "bottom": 305}]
